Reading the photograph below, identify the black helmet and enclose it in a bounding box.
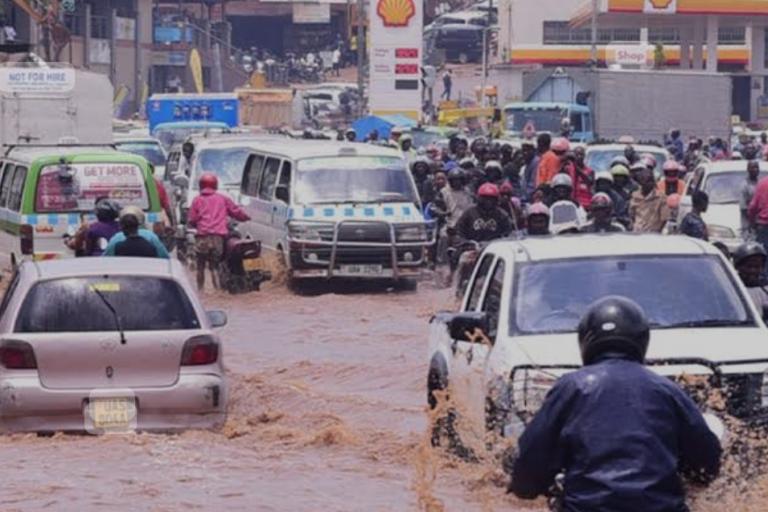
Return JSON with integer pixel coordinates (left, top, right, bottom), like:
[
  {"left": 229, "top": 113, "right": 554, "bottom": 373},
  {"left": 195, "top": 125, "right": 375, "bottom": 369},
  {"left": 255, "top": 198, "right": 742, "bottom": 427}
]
[
  {"left": 95, "top": 198, "right": 120, "bottom": 222},
  {"left": 577, "top": 296, "right": 650, "bottom": 365},
  {"left": 733, "top": 242, "right": 767, "bottom": 267}
]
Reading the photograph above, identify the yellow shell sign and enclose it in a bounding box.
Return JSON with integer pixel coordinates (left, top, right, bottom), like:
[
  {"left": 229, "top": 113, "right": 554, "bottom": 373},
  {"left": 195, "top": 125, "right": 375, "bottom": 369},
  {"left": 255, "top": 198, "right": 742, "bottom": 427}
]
[{"left": 376, "top": 0, "right": 416, "bottom": 27}]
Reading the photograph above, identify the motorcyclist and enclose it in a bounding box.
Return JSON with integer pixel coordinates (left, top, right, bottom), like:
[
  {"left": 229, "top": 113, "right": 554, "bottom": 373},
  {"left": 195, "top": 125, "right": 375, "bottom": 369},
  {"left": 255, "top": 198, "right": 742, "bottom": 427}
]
[
  {"left": 499, "top": 182, "right": 524, "bottom": 232},
  {"left": 483, "top": 160, "right": 504, "bottom": 185},
  {"left": 455, "top": 183, "right": 513, "bottom": 243},
  {"left": 624, "top": 144, "right": 638, "bottom": 165},
  {"left": 537, "top": 137, "right": 569, "bottom": 187},
  {"left": 594, "top": 171, "right": 629, "bottom": 228},
  {"left": 548, "top": 173, "right": 576, "bottom": 206},
  {"left": 344, "top": 128, "right": 357, "bottom": 142},
  {"left": 508, "top": 296, "right": 722, "bottom": 511},
  {"left": 580, "top": 193, "right": 625, "bottom": 233},
  {"left": 570, "top": 146, "right": 594, "bottom": 210},
  {"left": 734, "top": 242, "right": 768, "bottom": 314},
  {"left": 188, "top": 172, "right": 251, "bottom": 291},
  {"left": 65, "top": 198, "right": 121, "bottom": 257},
  {"left": 103, "top": 206, "right": 170, "bottom": 259},
  {"left": 440, "top": 167, "right": 474, "bottom": 244},
  {"left": 411, "top": 156, "right": 436, "bottom": 208},
  {"left": 658, "top": 160, "right": 685, "bottom": 196},
  {"left": 678, "top": 190, "right": 709, "bottom": 241},
  {"left": 526, "top": 202, "right": 550, "bottom": 236},
  {"left": 399, "top": 134, "right": 416, "bottom": 161}
]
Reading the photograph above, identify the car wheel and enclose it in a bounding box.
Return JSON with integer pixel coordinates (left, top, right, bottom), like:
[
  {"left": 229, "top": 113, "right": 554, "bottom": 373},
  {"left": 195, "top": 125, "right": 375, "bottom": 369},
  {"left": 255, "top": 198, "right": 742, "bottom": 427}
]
[{"left": 427, "top": 358, "right": 477, "bottom": 461}]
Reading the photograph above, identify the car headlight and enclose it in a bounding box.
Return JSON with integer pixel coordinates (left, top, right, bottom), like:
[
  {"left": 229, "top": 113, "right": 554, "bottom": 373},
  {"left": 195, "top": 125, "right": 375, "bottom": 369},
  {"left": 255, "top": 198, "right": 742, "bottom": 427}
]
[
  {"left": 288, "top": 221, "right": 331, "bottom": 242},
  {"left": 397, "top": 225, "right": 428, "bottom": 242},
  {"left": 707, "top": 224, "right": 737, "bottom": 239}
]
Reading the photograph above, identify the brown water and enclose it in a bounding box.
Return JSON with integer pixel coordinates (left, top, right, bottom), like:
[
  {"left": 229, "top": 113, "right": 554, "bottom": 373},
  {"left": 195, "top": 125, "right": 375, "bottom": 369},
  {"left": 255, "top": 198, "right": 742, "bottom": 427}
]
[{"left": 0, "top": 279, "right": 765, "bottom": 511}]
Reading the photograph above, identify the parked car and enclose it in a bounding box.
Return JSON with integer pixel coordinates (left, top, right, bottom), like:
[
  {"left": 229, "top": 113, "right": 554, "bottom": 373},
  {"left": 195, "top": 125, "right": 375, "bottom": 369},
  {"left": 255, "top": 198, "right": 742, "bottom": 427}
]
[
  {"left": 679, "top": 160, "right": 768, "bottom": 252},
  {"left": 0, "top": 257, "right": 228, "bottom": 433},
  {"left": 427, "top": 234, "right": 768, "bottom": 445}
]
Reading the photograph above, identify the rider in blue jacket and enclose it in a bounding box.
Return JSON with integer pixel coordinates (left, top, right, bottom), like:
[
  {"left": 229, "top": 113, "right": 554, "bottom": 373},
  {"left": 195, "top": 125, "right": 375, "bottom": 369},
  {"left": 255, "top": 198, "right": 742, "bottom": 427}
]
[{"left": 508, "top": 296, "right": 721, "bottom": 512}]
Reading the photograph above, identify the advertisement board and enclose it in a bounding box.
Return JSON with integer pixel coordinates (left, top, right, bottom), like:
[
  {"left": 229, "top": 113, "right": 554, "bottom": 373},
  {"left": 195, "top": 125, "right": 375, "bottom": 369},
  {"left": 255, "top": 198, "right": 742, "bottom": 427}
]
[
  {"left": 293, "top": 3, "right": 331, "bottom": 23},
  {"left": 643, "top": 0, "right": 677, "bottom": 14},
  {"left": 368, "top": 0, "right": 423, "bottom": 119},
  {"left": 0, "top": 68, "right": 76, "bottom": 94}
]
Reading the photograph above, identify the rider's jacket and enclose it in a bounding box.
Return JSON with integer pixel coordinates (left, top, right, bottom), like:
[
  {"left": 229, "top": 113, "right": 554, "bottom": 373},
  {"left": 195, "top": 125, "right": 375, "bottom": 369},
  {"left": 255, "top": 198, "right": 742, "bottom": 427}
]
[
  {"left": 455, "top": 206, "right": 513, "bottom": 242},
  {"left": 509, "top": 355, "right": 721, "bottom": 512}
]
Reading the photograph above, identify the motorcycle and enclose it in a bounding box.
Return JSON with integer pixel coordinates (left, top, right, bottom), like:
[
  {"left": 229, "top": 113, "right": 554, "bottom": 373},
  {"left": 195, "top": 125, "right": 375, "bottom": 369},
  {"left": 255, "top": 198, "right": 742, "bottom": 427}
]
[{"left": 217, "top": 225, "right": 271, "bottom": 294}]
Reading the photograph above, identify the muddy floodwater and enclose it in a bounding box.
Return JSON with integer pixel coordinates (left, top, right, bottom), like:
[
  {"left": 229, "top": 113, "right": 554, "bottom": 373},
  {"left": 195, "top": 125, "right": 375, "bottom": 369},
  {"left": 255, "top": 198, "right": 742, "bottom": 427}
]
[{"left": 1, "top": 280, "right": 767, "bottom": 511}]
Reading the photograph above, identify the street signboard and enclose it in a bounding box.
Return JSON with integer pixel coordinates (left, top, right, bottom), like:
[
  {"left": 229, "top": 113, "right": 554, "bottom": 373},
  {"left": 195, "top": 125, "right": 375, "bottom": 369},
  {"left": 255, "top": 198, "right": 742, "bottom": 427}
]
[{"left": 368, "top": 0, "right": 423, "bottom": 119}]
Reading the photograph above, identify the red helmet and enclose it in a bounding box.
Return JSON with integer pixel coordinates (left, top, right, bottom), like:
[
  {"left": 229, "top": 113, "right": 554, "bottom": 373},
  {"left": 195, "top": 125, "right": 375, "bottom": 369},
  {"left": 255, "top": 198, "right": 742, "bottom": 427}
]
[
  {"left": 199, "top": 172, "right": 218, "bottom": 191},
  {"left": 499, "top": 182, "right": 514, "bottom": 195},
  {"left": 591, "top": 192, "right": 613, "bottom": 210},
  {"left": 551, "top": 137, "right": 570, "bottom": 153},
  {"left": 477, "top": 183, "right": 500, "bottom": 199}
]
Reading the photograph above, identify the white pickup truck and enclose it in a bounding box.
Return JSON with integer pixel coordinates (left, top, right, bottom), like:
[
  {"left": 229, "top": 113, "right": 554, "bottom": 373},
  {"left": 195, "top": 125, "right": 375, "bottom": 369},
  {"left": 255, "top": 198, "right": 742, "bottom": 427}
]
[{"left": 427, "top": 234, "right": 768, "bottom": 443}]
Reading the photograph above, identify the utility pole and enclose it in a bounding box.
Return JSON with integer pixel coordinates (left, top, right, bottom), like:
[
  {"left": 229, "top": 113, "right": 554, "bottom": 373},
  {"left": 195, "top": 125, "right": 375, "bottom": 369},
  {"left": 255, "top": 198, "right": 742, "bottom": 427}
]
[
  {"left": 481, "top": 0, "right": 493, "bottom": 107},
  {"left": 356, "top": 0, "right": 365, "bottom": 116},
  {"left": 590, "top": 0, "right": 598, "bottom": 64}
]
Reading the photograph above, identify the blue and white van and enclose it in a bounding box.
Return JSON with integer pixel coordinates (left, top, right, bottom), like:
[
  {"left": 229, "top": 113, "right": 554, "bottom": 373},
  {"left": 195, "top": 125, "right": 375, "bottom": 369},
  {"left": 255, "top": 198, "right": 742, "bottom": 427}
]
[{"left": 236, "top": 141, "right": 434, "bottom": 284}]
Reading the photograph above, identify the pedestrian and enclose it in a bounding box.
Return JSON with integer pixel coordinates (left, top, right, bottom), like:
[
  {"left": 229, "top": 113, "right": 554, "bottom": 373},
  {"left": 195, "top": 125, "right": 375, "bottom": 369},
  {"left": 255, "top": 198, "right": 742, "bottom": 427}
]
[
  {"left": 571, "top": 146, "right": 594, "bottom": 210},
  {"left": 741, "top": 160, "right": 761, "bottom": 239},
  {"left": 733, "top": 242, "right": 768, "bottom": 314},
  {"left": 441, "top": 69, "right": 452, "bottom": 101},
  {"left": 508, "top": 296, "right": 721, "bottom": 511},
  {"left": 103, "top": 206, "right": 170, "bottom": 259},
  {"left": 679, "top": 190, "right": 709, "bottom": 241},
  {"left": 332, "top": 46, "right": 341, "bottom": 77},
  {"left": 629, "top": 167, "right": 669, "bottom": 233},
  {"left": 748, "top": 172, "right": 768, "bottom": 261}
]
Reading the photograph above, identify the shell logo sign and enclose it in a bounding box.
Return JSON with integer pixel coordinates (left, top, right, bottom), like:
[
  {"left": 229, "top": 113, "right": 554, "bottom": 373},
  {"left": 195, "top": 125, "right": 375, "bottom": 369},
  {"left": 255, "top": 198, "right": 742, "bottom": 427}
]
[
  {"left": 376, "top": 0, "right": 416, "bottom": 27},
  {"left": 643, "top": 0, "right": 676, "bottom": 13}
]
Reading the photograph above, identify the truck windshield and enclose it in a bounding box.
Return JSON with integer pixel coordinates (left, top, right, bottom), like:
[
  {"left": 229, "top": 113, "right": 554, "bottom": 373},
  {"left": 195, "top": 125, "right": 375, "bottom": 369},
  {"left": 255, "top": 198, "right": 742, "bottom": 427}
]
[
  {"left": 505, "top": 108, "right": 565, "bottom": 133},
  {"left": 511, "top": 255, "right": 751, "bottom": 335},
  {"left": 36, "top": 162, "right": 150, "bottom": 213},
  {"left": 194, "top": 148, "right": 250, "bottom": 188},
  {"left": 295, "top": 156, "right": 419, "bottom": 205},
  {"left": 115, "top": 142, "right": 167, "bottom": 167}
]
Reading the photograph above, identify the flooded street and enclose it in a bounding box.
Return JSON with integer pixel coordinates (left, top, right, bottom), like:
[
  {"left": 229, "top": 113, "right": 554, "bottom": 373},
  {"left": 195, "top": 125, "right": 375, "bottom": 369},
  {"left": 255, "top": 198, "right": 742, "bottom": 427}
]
[{"left": 0, "top": 281, "right": 535, "bottom": 512}]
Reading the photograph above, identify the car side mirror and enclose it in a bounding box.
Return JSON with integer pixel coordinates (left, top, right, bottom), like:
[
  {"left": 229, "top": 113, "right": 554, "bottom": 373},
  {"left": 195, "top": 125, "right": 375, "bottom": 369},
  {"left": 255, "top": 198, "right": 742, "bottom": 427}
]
[
  {"left": 207, "top": 310, "right": 228, "bottom": 328},
  {"left": 275, "top": 184, "right": 290, "bottom": 203},
  {"left": 448, "top": 312, "right": 489, "bottom": 342},
  {"left": 173, "top": 174, "right": 190, "bottom": 189}
]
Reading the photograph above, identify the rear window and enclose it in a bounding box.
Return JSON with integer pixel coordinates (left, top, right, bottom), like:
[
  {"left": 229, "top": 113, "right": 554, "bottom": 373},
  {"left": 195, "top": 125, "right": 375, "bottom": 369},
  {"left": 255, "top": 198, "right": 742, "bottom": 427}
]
[
  {"left": 35, "top": 162, "right": 149, "bottom": 213},
  {"left": 15, "top": 277, "right": 200, "bottom": 332}
]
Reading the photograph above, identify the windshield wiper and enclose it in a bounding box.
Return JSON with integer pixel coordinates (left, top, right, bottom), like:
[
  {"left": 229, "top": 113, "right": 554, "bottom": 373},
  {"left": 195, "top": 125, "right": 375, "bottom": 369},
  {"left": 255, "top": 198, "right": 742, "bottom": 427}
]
[
  {"left": 654, "top": 319, "right": 753, "bottom": 329},
  {"left": 92, "top": 287, "right": 126, "bottom": 345}
]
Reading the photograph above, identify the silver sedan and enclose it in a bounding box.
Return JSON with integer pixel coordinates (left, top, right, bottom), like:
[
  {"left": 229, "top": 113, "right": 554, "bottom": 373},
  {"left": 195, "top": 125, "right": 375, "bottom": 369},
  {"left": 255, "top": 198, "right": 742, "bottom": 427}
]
[{"left": 0, "top": 257, "right": 227, "bottom": 433}]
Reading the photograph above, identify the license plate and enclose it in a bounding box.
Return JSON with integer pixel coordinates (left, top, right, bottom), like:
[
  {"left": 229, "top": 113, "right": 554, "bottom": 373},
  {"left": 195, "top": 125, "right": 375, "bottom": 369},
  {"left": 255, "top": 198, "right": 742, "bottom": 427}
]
[
  {"left": 340, "top": 264, "right": 384, "bottom": 276},
  {"left": 88, "top": 398, "right": 137, "bottom": 431},
  {"left": 243, "top": 257, "right": 266, "bottom": 272}
]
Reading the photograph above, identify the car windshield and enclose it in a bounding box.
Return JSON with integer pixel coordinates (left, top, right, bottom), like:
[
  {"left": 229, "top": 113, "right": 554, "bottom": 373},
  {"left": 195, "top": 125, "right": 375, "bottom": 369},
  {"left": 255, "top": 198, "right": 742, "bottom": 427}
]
[
  {"left": 704, "top": 172, "right": 768, "bottom": 204},
  {"left": 587, "top": 149, "right": 667, "bottom": 174},
  {"left": 35, "top": 162, "right": 150, "bottom": 213},
  {"left": 512, "top": 255, "right": 751, "bottom": 335},
  {"left": 194, "top": 148, "right": 251, "bottom": 188},
  {"left": 115, "top": 142, "right": 166, "bottom": 167},
  {"left": 411, "top": 131, "right": 444, "bottom": 149},
  {"left": 295, "top": 156, "right": 419, "bottom": 205},
  {"left": 15, "top": 277, "right": 200, "bottom": 332},
  {"left": 505, "top": 108, "right": 565, "bottom": 133}
]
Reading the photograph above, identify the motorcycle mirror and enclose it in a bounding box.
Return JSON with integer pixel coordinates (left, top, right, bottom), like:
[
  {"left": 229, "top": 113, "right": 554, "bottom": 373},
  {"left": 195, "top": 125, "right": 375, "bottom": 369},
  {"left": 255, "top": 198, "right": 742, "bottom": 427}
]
[
  {"left": 172, "top": 174, "right": 190, "bottom": 189},
  {"left": 206, "top": 310, "right": 228, "bottom": 328}
]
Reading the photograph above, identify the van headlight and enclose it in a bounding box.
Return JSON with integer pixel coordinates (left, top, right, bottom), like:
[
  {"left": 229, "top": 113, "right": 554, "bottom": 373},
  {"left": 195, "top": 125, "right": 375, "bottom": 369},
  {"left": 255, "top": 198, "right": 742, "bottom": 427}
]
[
  {"left": 707, "top": 224, "right": 736, "bottom": 239},
  {"left": 396, "top": 225, "right": 428, "bottom": 242},
  {"left": 287, "top": 221, "right": 331, "bottom": 242}
]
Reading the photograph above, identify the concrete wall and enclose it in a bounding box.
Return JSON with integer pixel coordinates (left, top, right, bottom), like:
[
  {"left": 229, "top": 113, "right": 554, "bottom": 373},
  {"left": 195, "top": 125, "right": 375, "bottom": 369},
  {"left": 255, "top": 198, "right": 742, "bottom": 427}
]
[{"left": 498, "top": 0, "right": 585, "bottom": 55}]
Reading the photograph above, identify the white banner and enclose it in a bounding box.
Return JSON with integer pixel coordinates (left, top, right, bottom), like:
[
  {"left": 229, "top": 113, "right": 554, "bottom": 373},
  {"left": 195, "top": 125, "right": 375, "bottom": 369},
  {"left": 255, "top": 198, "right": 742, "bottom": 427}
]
[
  {"left": 0, "top": 68, "right": 76, "bottom": 94},
  {"left": 114, "top": 17, "right": 136, "bottom": 40},
  {"left": 89, "top": 39, "right": 111, "bottom": 65},
  {"left": 368, "top": 0, "right": 423, "bottom": 118},
  {"left": 293, "top": 3, "right": 331, "bottom": 24},
  {"left": 643, "top": 0, "right": 677, "bottom": 14}
]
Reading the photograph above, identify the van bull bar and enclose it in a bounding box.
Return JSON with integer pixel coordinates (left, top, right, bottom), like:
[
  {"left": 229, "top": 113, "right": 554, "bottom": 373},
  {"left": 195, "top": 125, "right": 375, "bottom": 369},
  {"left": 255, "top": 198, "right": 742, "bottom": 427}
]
[{"left": 287, "top": 219, "right": 436, "bottom": 279}]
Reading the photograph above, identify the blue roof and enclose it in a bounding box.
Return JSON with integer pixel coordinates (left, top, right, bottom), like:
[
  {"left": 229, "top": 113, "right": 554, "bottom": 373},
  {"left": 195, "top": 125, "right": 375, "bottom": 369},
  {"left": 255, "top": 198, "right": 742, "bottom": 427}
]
[{"left": 351, "top": 115, "right": 417, "bottom": 142}]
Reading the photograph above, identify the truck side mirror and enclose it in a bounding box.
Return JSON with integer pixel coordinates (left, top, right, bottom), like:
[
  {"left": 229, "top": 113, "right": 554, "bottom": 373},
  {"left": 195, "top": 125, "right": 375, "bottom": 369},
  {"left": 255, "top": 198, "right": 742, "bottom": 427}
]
[
  {"left": 448, "top": 312, "right": 489, "bottom": 342},
  {"left": 275, "top": 184, "right": 290, "bottom": 203}
]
